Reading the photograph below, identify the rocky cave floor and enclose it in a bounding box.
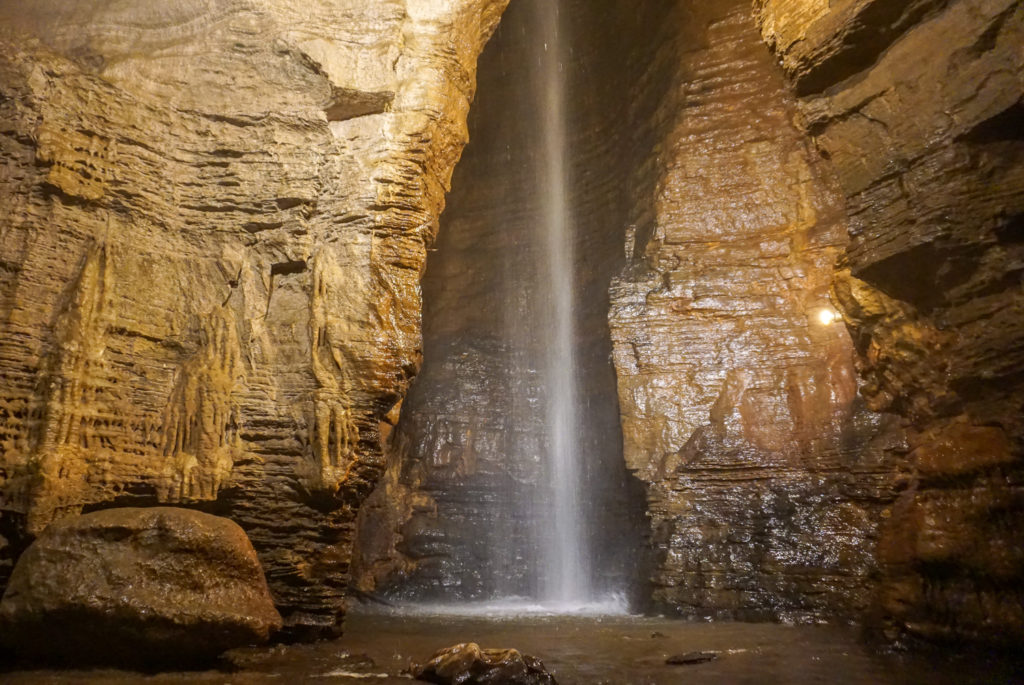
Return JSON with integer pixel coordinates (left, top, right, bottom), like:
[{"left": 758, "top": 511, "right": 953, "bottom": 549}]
[{"left": 2, "top": 611, "right": 1022, "bottom": 684}]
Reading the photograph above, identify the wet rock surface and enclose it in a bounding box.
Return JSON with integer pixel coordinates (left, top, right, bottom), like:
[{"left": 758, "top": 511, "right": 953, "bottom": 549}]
[
  {"left": 0, "top": 0, "right": 1018, "bottom": 653},
  {"left": 608, "top": 0, "right": 902, "bottom": 622},
  {"left": 757, "top": 0, "right": 1024, "bottom": 644},
  {"left": 0, "top": 507, "right": 281, "bottom": 666},
  {"left": 352, "top": 0, "right": 1024, "bottom": 644},
  {"left": 0, "top": 0, "right": 507, "bottom": 636},
  {"left": 352, "top": 0, "right": 651, "bottom": 602},
  {"left": 413, "top": 642, "right": 556, "bottom": 685}
]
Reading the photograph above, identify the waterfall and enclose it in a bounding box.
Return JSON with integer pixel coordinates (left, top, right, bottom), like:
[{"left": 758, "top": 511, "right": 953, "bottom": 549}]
[
  {"left": 533, "top": 0, "right": 588, "bottom": 605},
  {"left": 389, "top": 0, "right": 636, "bottom": 616}
]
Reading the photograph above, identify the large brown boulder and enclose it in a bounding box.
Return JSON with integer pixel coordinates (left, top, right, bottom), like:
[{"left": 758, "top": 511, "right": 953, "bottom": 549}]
[{"left": 0, "top": 507, "right": 282, "bottom": 666}]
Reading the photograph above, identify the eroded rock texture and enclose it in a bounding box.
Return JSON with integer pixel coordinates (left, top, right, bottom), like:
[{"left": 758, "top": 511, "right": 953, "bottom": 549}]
[
  {"left": 0, "top": 507, "right": 281, "bottom": 665},
  {"left": 0, "top": 0, "right": 506, "bottom": 635},
  {"left": 351, "top": 0, "right": 651, "bottom": 602},
  {"left": 608, "top": 0, "right": 904, "bottom": 621},
  {"left": 756, "top": 0, "right": 1024, "bottom": 643}
]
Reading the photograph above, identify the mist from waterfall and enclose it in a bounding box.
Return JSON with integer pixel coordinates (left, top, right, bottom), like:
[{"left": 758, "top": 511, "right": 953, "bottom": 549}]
[
  {"left": 489, "top": 0, "right": 598, "bottom": 611},
  {"left": 379, "top": 0, "right": 635, "bottom": 617},
  {"left": 532, "top": 0, "right": 588, "bottom": 606}
]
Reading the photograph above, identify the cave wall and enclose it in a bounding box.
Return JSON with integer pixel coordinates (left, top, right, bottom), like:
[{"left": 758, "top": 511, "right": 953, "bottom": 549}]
[
  {"left": 756, "top": 0, "right": 1024, "bottom": 644},
  {"left": 607, "top": 0, "right": 905, "bottom": 622},
  {"left": 7, "top": 0, "right": 1015, "bottom": 644},
  {"left": 0, "top": 0, "right": 507, "bottom": 636},
  {"left": 355, "top": 0, "right": 1024, "bottom": 640},
  {"left": 352, "top": 0, "right": 556, "bottom": 600},
  {"left": 352, "top": 0, "right": 655, "bottom": 603}
]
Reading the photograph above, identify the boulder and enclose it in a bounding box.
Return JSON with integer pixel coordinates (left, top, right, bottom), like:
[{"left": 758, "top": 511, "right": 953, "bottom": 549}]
[
  {"left": 0, "top": 507, "right": 282, "bottom": 666},
  {"left": 413, "top": 643, "right": 557, "bottom": 685}
]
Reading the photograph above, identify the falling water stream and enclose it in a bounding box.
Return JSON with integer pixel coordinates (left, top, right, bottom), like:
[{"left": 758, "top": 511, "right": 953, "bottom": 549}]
[
  {"left": 534, "top": 0, "right": 588, "bottom": 607},
  {"left": 395, "top": 0, "right": 626, "bottom": 616}
]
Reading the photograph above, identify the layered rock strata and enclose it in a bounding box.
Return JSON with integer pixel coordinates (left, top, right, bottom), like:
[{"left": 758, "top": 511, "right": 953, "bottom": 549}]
[
  {"left": 353, "top": 0, "right": 940, "bottom": 624},
  {"left": 0, "top": 0, "right": 506, "bottom": 636},
  {"left": 756, "top": 0, "right": 1024, "bottom": 643},
  {"left": 352, "top": 0, "right": 653, "bottom": 601},
  {"left": 608, "top": 0, "right": 905, "bottom": 621}
]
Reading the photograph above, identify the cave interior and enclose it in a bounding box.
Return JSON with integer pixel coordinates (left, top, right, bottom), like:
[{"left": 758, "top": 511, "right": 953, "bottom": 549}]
[{"left": 0, "top": 0, "right": 1021, "bottom": 681}]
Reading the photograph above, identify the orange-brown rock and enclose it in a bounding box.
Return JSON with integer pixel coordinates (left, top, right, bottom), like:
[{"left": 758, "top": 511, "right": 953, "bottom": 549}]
[
  {"left": 352, "top": 0, "right": 930, "bottom": 624},
  {"left": 0, "top": 0, "right": 507, "bottom": 636},
  {"left": 606, "top": 0, "right": 903, "bottom": 621},
  {"left": 758, "top": 0, "right": 1024, "bottom": 644},
  {"left": 413, "top": 643, "right": 556, "bottom": 685},
  {"left": 0, "top": 507, "right": 281, "bottom": 666}
]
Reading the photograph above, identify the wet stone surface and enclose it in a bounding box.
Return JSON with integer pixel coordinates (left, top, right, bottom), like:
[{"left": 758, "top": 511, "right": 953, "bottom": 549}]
[
  {"left": 0, "top": 0, "right": 508, "bottom": 638},
  {"left": 412, "top": 642, "right": 556, "bottom": 684},
  {"left": 607, "top": 0, "right": 901, "bottom": 623},
  {"left": 0, "top": 507, "right": 281, "bottom": 667},
  {"left": 756, "top": 0, "right": 1024, "bottom": 644}
]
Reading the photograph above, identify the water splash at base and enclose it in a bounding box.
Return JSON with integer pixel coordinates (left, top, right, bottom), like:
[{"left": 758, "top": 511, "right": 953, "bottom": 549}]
[{"left": 384, "top": 594, "right": 632, "bottom": 619}]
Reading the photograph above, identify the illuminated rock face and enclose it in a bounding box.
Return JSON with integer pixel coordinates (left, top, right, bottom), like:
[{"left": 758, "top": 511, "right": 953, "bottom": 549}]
[
  {"left": 0, "top": 0, "right": 1018, "bottom": 647},
  {"left": 608, "top": 0, "right": 903, "bottom": 621},
  {"left": 0, "top": 507, "right": 282, "bottom": 665},
  {"left": 352, "top": 0, "right": 907, "bottom": 623},
  {"left": 756, "top": 0, "right": 1024, "bottom": 643},
  {"left": 356, "top": 0, "right": 1022, "bottom": 639},
  {"left": 0, "top": 0, "right": 506, "bottom": 636}
]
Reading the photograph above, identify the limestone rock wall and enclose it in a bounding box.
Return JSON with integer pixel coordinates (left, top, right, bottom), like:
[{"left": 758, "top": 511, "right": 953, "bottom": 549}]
[
  {"left": 0, "top": 0, "right": 507, "bottom": 636},
  {"left": 351, "top": 0, "right": 652, "bottom": 603},
  {"left": 608, "top": 0, "right": 905, "bottom": 621},
  {"left": 756, "top": 0, "right": 1024, "bottom": 644},
  {"left": 352, "top": 2, "right": 554, "bottom": 600}
]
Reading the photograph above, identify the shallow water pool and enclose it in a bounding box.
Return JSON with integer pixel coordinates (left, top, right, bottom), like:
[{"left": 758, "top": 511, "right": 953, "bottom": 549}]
[{"left": 3, "top": 610, "right": 1021, "bottom": 684}]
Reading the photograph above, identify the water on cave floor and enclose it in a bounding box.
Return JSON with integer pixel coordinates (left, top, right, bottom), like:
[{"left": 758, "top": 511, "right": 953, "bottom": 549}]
[
  {"left": 393, "top": 594, "right": 630, "bottom": 617},
  {"left": 5, "top": 611, "right": 1020, "bottom": 684}
]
